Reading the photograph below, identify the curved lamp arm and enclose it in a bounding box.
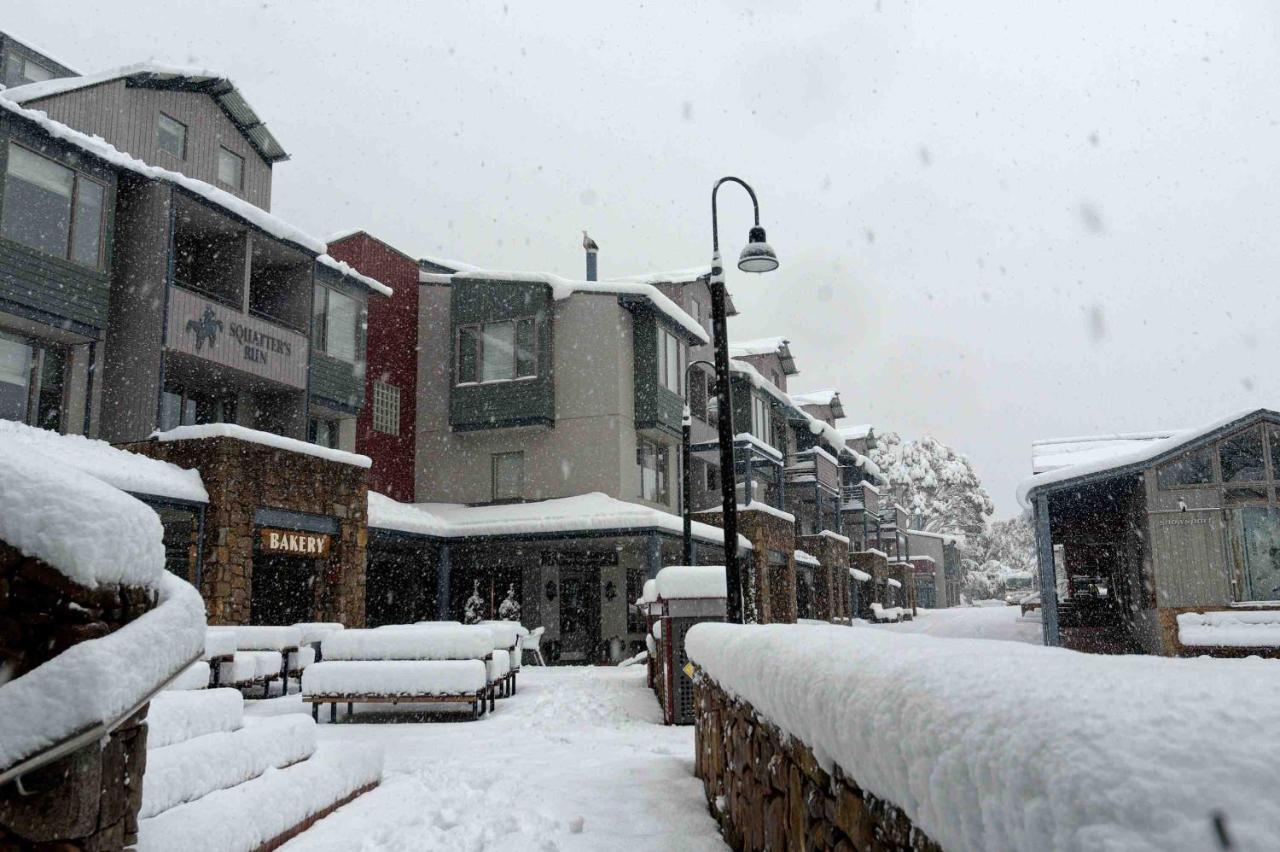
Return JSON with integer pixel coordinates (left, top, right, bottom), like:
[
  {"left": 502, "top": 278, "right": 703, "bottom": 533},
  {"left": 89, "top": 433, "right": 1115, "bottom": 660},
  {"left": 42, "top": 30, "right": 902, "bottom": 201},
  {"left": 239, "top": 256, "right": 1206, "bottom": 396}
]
[{"left": 711, "top": 176, "right": 761, "bottom": 253}]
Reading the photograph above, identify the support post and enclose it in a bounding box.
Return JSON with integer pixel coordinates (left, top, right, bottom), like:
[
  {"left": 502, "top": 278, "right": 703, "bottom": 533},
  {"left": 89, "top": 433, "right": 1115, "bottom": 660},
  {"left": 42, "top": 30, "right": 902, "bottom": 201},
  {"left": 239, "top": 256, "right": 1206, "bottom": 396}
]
[
  {"left": 1034, "top": 494, "right": 1061, "bottom": 647},
  {"left": 709, "top": 255, "right": 742, "bottom": 622},
  {"left": 438, "top": 544, "right": 452, "bottom": 620},
  {"left": 682, "top": 408, "right": 693, "bottom": 565}
]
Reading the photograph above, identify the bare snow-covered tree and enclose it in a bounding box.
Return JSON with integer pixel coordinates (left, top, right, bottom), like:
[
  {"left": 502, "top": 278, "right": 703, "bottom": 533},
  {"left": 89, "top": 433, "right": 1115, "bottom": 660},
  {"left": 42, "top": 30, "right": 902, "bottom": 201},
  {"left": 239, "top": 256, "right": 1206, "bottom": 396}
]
[{"left": 870, "top": 432, "right": 994, "bottom": 538}]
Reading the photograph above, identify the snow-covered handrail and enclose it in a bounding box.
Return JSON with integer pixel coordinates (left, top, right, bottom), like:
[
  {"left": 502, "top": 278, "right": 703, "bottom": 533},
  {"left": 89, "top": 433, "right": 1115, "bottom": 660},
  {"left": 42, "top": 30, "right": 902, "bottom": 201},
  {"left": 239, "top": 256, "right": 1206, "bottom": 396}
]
[{"left": 0, "top": 573, "right": 206, "bottom": 785}]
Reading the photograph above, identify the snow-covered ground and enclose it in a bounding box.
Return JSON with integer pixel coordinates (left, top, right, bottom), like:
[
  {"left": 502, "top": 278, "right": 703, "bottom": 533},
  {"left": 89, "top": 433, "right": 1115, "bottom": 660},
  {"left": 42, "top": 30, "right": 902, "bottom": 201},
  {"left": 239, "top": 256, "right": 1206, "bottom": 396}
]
[
  {"left": 875, "top": 604, "right": 1043, "bottom": 644},
  {"left": 244, "top": 666, "right": 724, "bottom": 852}
]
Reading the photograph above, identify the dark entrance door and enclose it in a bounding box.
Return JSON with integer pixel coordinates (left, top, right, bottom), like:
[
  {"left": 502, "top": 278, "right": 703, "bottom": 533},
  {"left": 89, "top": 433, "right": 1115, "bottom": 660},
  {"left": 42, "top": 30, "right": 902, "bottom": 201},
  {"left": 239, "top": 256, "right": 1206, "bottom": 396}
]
[
  {"left": 557, "top": 567, "right": 600, "bottom": 663},
  {"left": 366, "top": 547, "right": 438, "bottom": 627},
  {"left": 251, "top": 553, "right": 316, "bottom": 625}
]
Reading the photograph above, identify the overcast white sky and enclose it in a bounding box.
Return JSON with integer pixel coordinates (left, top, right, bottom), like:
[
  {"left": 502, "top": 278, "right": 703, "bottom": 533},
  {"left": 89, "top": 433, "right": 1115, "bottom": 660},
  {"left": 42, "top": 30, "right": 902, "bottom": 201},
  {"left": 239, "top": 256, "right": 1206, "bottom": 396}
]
[{"left": 15, "top": 1, "right": 1280, "bottom": 517}]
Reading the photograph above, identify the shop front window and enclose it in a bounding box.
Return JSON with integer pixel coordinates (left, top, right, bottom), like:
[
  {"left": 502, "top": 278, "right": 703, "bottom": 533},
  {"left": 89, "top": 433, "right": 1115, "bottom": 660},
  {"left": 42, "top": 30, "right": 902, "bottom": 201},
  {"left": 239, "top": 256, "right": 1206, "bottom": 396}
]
[
  {"left": 1220, "top": 429, "right": 1267, "bottom": 482},
  {"left": 1156, "top": 447, "right": 1213, "bottom": 488}
]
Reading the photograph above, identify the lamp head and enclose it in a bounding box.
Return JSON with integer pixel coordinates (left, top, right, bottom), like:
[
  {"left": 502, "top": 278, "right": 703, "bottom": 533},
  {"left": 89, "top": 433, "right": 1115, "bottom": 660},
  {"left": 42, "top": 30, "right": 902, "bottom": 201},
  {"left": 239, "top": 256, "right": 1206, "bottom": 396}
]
[{"left": 737, "top": 225, "right": 779, "bottom": 273}]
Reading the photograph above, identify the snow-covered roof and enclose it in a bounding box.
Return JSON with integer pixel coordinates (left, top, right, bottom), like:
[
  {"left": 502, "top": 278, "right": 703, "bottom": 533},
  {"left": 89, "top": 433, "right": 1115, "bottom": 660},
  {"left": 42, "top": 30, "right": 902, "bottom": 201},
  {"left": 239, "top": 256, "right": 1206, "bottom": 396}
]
[
  {"left": 4, "top": 62, "right": 289, "bottom": 163},
  {"left": 0, "top": 93, "right": 323, "bottom": 253},
  {"left": 418, "top": 253, "right": 485, "bottom": 274},
  {"left": 316, "top": 254, "right": 393, "bottom": 297},
  {"left": 1017, "top": 408, "right": 1278, "bottom": 509},
  {"left": 606, "top": 266, "right": 712, "bottom": 285},
  {"left": 728, "top": 336, "right": 788, "bottom": 357},
  {"left": 790, "top": 389, "right": 840, "bottom": 407},
  {"left": 687, "top": 621, "right": 1280, "bottom": 852},
  {"left": 369, "top": 491, "right": 753, "bottom": 550},
  {"left": 906, "top": 528, "right": 965, "bottom": 546},
  {"left": 0, "top": 441, "right": 166, "bottom": 589},
  {"left": 840, "top": 424, "right": 875, "bottom": 441},
  {"left": 418, "top": 267, "right": 708, "bottom": 344},
  {"left": 152, "top": 423, "right": 372, "bottom": 468},
  {"left": 0, "top": 421, "right": 206, "bottom": 503},
  {"left": 1031, "top": 431, "right": 1176, "bottom": 475}
]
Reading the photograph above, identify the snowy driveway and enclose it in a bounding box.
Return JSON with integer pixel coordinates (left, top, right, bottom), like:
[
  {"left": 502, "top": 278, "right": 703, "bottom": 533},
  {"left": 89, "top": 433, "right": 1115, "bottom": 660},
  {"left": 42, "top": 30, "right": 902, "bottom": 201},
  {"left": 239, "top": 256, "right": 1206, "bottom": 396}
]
[{"left": 247, "top": 666, "right": 725, "bottom": 852}]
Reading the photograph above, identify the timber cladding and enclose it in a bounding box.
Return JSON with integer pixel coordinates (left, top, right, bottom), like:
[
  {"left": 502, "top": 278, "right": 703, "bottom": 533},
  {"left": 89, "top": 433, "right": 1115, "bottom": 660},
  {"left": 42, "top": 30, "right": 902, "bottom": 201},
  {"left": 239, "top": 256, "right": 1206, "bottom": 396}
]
[{"left": 693, "top": 675, "right": 941, "bottom": 852}]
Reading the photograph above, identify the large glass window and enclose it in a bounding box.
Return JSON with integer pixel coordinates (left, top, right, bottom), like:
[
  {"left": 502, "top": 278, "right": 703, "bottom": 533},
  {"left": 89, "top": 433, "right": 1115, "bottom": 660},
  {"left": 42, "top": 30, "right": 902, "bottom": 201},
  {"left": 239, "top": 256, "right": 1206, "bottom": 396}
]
[
  {"left": 217, "top": 147, "right": 244, "bottom": 189},
  {"left": 655, "top": 326, "right": 683, "bottom": 393},
  {"left": 1156, "top": 447, "right": 1213, "bottom": 489},
  {"left": 157, "top": 113, "right": 187, "bottom": 159},
  {"left": 455, "top": 318, "right": 536, "bottom": 384},
  {"left": 2, "top": 144, "right": 105, "bottom": 267},
  {"left": 312, "top": 285, "right": 359, "bottom": 363},
  {"left": 1220, "top": 429, "right": 1266, "bottom": 482},
  {"left": 160, "top": 385, "right": 235, "bottom": 432},
  {"left": 4, "top": 55, "right": 55, "bottom": 87},
  {"left": 637, "top": 438, "right": 670, "bottom": 503},
  {"left": 0, "top": 331, "right": 67, "bottom": 430},
  {"left": 492, "top": 451, "right": 524, "bottom": 500}
]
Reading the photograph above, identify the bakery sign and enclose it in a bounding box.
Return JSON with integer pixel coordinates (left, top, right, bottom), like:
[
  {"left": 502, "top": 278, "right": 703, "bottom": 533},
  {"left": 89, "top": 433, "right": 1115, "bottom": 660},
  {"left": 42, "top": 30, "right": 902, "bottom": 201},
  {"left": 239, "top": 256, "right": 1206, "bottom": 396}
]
[
  {"left": 166, "top": 286, "right": 308, "bottom": 389},
  {"left": 260, "top": 528, "right": 332, "bottom": 556}
]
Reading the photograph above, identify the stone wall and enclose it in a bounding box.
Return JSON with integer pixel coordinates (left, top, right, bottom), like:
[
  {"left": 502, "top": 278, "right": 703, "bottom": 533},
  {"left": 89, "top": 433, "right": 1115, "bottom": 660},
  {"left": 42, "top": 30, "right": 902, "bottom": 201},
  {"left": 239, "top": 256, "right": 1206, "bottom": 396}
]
[
  {"left": 693, "top": 675, "right": 941, "bottom": 852},
  {"left": 797, "top": 534, "right": 848, "bottom": 622},
  {"left": 696, "top": 508, "right": 797, "bottom": 624},
  {"left": 122, "top": 435, "right": 368, "bottom": 626},
  {"left": 851, "top": 551, "right": 888, "bottom": 619},
  {"left": 0, "top": 542, "right": 153, "bottom": 849}
]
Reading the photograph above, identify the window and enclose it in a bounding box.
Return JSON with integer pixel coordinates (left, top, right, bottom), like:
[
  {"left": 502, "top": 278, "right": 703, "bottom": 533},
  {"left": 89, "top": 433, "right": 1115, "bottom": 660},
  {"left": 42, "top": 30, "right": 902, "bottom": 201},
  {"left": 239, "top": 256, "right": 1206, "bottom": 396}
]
[
  {"left": 655, "top": 326, "right": 683, "bottom": 393},
  {"left": 309, "top": 416, "right": 339, "bottom": 449},
  {"left": 217, "top": 147, "right": 244, "bottom": 189},
  {"left": 372, "top": 382, "right": 401, "bottom": 435},
  {"left": 0, "top": 331, "right": 68, "bottom": 431},
  {"left": 4, "top": 54, "right": 55, "bottom": 87},
  {"left": 312, "top": 285, "right": 359, "bottom": 363},
  {"left": 160, "top": 385, "right": 236, "bottom": 432},
  {"left": 1220, "top": 429, "right": 1266, "bottom": 482},
  {"left": 1, "top": 143, "right": 105, "bottom": 266},
  {"left": 637, "top": 438, "right": 669, "bottom": 503},
  {"left": 1157, "top": 447, "right": 1213, "bottom": 489},
  {"left": 492, "top": 451, "right": 524, "bottom": 501},
  {"left": 690, "top": 298, "right": 703, "bottom": 328},
  {"left": 751, "top": 394, "right": 772, "bottom": 445},
  {"left": 157, "top": 113, "right": 187, "bottom": 159},
  {"left": 455, "top": 318, "right": 536, "bottom": 384}
]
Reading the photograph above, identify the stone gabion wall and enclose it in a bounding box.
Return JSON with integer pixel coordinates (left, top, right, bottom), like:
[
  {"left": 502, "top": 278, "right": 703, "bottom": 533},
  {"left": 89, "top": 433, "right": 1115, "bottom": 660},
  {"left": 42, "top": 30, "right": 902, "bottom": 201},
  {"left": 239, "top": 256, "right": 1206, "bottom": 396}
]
[
  {"left": 0, "top": 542, "right": 154, "bottom": 849},
  {"left": 693, "top": 676, "right": 941, "bottom": 852}
]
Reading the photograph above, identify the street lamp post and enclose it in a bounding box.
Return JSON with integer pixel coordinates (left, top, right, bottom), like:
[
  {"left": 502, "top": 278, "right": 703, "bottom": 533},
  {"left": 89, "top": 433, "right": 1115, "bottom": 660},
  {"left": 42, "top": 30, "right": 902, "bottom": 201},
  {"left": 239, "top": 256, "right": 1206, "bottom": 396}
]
[
  {"left": 709, "top": 176, "right": 779, "bottom": 623},
  {"left": 682, "top": 358, "right": 716, "bottom": 566}
]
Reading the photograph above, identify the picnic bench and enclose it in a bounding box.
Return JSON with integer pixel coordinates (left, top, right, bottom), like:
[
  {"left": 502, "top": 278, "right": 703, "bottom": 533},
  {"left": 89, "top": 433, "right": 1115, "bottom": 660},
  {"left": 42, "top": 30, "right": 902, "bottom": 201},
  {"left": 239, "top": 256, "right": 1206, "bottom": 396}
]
[
  {"left": 303, "top": 625, "right": 500, "bottom": 722},
  {"left": 870, "top": 603, "right": 906, "bottom": 623},
  {"left": 207, "top": 626, "right": 304, "bottom": 696}
]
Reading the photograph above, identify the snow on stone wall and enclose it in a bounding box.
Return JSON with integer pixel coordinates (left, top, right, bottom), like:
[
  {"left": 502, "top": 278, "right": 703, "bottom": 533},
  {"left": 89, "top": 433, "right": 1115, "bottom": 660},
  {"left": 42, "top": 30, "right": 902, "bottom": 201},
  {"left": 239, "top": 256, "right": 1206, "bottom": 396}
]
[{"left": 687, "top": 622, "right": 1280, "bottom": 851}]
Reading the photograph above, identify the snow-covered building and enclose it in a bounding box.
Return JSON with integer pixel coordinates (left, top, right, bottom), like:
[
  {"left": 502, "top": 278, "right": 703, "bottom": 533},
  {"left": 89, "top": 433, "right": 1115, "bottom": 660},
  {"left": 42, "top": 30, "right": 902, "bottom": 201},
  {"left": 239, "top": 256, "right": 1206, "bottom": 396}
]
[
  {"left": 0, "top": 30, "right": 77, "bottom": 89},
  {"left": 1021, "top": 408, "right": 1280, "bottom": 656}
]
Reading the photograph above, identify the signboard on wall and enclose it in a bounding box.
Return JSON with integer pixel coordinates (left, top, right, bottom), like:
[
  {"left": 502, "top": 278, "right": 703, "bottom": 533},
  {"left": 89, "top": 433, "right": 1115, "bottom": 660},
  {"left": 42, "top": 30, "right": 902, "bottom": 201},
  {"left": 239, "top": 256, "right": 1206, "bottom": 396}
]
[
  {"left": 260, "top": 528, "right": 332, "bottom": 556},
  {"left": 165, "top": 286, "right": 308, "bottom": 389}
]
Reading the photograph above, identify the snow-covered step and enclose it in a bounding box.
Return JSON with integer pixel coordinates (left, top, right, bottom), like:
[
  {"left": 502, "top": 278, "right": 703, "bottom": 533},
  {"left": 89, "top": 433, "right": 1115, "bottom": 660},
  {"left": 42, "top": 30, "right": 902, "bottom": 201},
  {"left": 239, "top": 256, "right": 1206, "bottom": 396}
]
[
  {"left": 135, "top": 742, "right": 383, "bottom": 852},
  {"left": 140, "top": 715, "right": 317, "bottom": 819},
  {"left": 147, "top": 688, "right": 243, "bottom": 748}
]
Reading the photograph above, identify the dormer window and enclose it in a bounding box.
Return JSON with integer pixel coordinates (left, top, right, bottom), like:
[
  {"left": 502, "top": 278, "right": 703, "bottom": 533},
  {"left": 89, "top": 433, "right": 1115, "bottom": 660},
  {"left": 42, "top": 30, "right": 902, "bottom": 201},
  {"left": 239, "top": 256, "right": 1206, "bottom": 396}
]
[
  {"left": 157, "top": 113, "right": 187, "bottom": 160},
  {"left": 456, "top": 318, "right": 536, "bottom": 384}
]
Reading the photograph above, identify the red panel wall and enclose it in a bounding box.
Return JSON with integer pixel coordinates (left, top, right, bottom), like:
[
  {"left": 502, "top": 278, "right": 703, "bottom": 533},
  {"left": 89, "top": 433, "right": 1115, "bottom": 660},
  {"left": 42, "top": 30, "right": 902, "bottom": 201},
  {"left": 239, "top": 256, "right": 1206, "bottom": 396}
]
[{"left": 328, "top": 232, "right": 418, "bottom": 502}]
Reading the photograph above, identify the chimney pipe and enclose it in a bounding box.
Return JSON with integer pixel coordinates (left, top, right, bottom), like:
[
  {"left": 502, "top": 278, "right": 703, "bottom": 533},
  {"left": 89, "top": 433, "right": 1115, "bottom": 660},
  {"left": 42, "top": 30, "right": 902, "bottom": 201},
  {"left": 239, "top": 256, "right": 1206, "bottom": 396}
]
[{"left": 586, "top": 248, "right": 598, "bottom": 281}]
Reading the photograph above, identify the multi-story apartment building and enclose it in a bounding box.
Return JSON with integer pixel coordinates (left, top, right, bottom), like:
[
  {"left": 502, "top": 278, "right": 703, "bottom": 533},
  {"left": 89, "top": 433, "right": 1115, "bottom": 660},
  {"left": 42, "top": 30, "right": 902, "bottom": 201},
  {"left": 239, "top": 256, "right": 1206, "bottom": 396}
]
[{"left": 0, "top": 32, "right": 77, "bottom": 89}]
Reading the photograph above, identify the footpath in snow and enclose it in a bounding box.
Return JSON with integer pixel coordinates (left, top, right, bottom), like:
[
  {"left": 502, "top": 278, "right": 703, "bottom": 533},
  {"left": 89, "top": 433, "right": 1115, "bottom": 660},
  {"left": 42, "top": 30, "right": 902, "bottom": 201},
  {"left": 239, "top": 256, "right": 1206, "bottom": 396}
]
[
  {"left": 246, "top": 665, "right": 724, "bottom": 852},
  {"left": 875, "top": 603, "right": 1043, "bottom": 644}
]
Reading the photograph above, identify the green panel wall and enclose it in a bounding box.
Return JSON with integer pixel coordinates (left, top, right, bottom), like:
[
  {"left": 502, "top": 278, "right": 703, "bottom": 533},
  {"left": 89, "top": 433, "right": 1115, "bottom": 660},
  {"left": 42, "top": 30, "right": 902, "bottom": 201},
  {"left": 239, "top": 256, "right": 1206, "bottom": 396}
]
[
  {"left": 632, "top": 310, "right": 684, "bottom": 437},
  {"left": 0, "top": 119, "right": 117, "bottom": 333},
  {"left": 449, "top": 278, "right": 554, "bottom": 431}
]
